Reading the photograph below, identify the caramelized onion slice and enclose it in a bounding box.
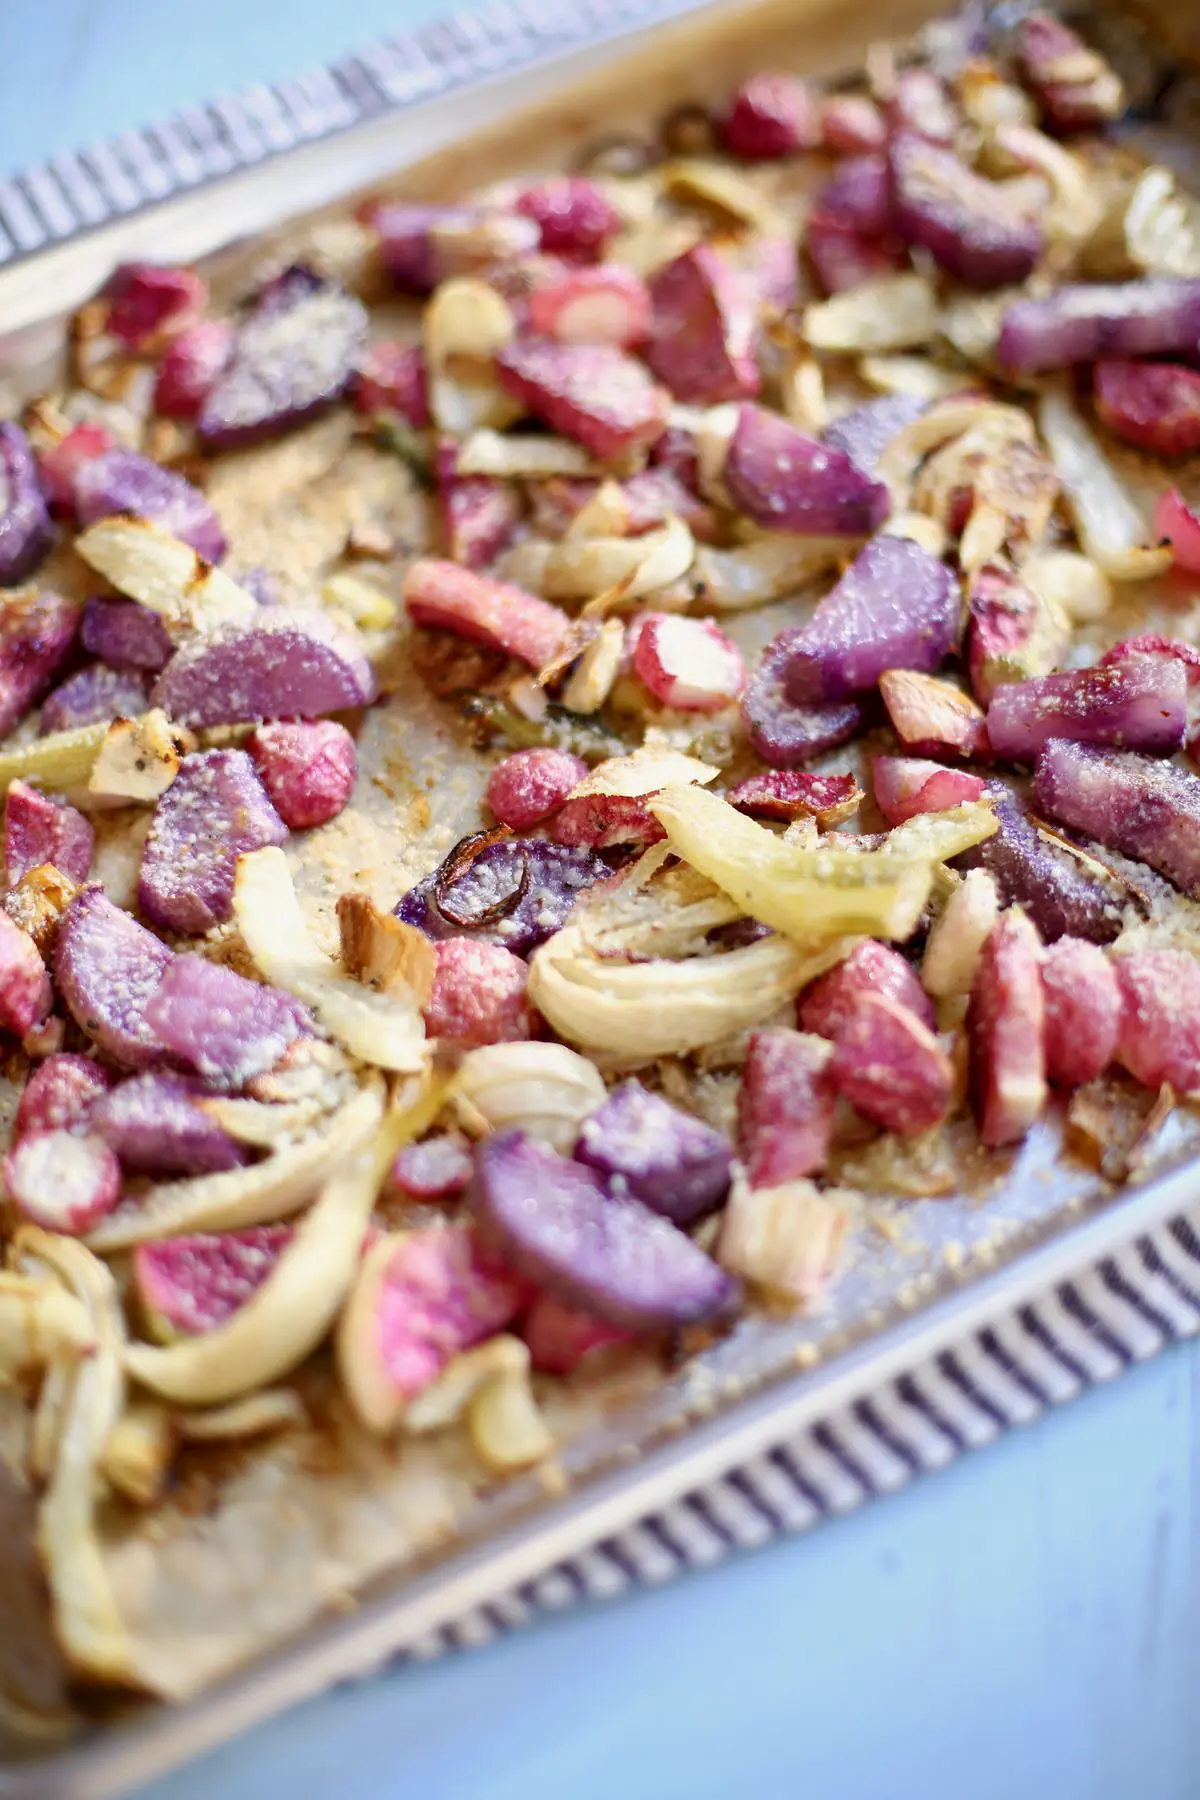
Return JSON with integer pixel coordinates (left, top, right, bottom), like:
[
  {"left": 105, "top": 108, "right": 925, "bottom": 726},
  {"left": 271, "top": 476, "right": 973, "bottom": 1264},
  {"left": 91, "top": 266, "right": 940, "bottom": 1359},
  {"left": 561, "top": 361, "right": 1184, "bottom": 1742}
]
[
  {"left": 528, "top": 925, "right": 849, "bottom": 1062},
  {"left": 649, "top": 784, "right": 994, "bottom": 944},
  {"left": 15, "top": 1229, "right": 132, "bottom": 1684},
  {"left": 1037, "top": 382, "right": 1173, "bottom": 581}
]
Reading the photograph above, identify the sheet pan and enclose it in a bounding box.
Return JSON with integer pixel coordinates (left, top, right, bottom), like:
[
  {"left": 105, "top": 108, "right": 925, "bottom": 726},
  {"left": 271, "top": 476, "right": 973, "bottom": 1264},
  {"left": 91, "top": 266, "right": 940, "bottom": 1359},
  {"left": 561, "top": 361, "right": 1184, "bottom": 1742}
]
[{"left": 1, "top": 0, "right": 1199, "bottom": 1790}]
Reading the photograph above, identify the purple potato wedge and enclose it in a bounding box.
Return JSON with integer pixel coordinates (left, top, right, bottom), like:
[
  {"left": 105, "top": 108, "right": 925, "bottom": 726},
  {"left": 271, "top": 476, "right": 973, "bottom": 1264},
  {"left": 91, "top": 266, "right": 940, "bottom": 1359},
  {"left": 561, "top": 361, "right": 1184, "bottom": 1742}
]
[
  {"left": 816, "top": 154, "right": 891, "bottom": 234},
  {"left": 575, "top": 1080, "right": 733, "bottom": 1226},
  {"left": 54, "top": 886, "right": 174, "bottom": 1068},
  {"left": 39, "top": 664, "right": 150, "bottom": 735},
  {"left": 888, "top": 133, "right": 1043, "bottom": 289},
  {"left": 4, "top": 781, "right": 93, "bottom": 887},
  {"left": 151, "top": 607, "right": 377, "bottom": 727},
  {"left": 953, "top": 789, "right": 1121, "bottom": 944},
  {"left": 196, "top": 265, "right": 369, "bottom": 451},
  {"left": 93, "top": 1073, "right": 245, "bottom": 1176},
  {"left": 723, "top": 405, "right": 890, "bottom": 538},
  {"left": 73, "top": 448, "right": 227, "bottom": 562},
  {"left": 80, "top": 595, "right": 173, "bottom": 673},
  {"left": 138, "top": 749, "right": 288, "bottom": 936},
  {"left": 741, "top": 632, "right": 864, "bottom": 766},
  {"left": 987, "top": 659, "right": 1186, "bottom": 764},
  {"left": 783, "top": 535, "right": 960, "bottom": 705},
  {"left": 470, "top": 1130, "right": 737, "bottom": 1329},
  {"left": 822, "top": 393, "right": 927, "bottom": 475},
  {"left": 0, "top": 590, "right": 79, "bottom": 738},
  {"left": 997, "top": 278, "right": 1200, "bottom": 373},
  {"left": 1035, "top": 740, "right": 1200, "bottom": 899},
  {"left": 0, "top": 423, "right": 53, "bottom": 587},
  {"left": 144, "top": 954, "right": 311, "bottom": 1088}
]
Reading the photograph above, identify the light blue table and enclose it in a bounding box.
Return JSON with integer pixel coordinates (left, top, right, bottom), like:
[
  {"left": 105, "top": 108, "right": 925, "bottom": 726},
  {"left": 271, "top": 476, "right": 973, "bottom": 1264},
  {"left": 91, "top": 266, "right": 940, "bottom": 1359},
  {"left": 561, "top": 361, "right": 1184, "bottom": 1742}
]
[{"left": 2, "top": 7, "right": 1197, "bottom": 1795}]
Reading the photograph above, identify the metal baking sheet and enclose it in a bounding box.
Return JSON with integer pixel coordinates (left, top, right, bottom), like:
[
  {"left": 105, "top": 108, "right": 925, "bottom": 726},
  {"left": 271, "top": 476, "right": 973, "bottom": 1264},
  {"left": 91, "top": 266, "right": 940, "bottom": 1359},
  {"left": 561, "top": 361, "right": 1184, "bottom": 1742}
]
[{"left": 2, "top": 0, "right": 1200, "bottom": 1791}]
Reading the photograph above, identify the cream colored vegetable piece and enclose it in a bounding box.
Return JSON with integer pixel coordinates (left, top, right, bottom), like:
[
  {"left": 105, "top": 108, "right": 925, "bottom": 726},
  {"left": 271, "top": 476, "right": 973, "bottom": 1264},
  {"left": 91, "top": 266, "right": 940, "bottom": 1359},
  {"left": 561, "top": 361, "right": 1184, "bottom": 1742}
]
[
  {"left": 561, "top": 617, "right": 625, "bottom": 712},
  {"left": 0, "top": 718, "right": 119, "bottom": 794},
  {"left": 177, "top": 1388, "right": 309, "bottom": 1440},
  {"left": 16, "top": 1230, "right": 132, "bottom": 1683},
  {"left": 467, "top": 1362, "right": 554, "bottom": 1474},
  {"left": 456, "top": 430, "right": 597, "bottom": 479},
  {"left": 73, "top": 518, "right": 260, "bottom": 634},
  {"left": 1038, "top": 383, "right": 1173, "bottom": 581},
  {"left": 528, "top": 925, "right": 853, "bottom": 1060},
  {"left": 235, "top": 847, "right": 428, "bottom": 1073},
  {"left": 405, "top": 1335, "right": 531, "bottom": 1434},
  {"left": 86, "top": 710, "right": 187, "bottom": 806},
  {"left": 542, "top": 517, "right": 695, "bottom": 602},
  {"left": 691, "top": 535, "right": 846, "bottom": 610},
  {"left": 648, "top": 785, "right": 986, "bottom": 944},
  {"left": 101, "top": 1402, "right": 175, "bottom": 1506},
  {"left": 718, "top": 1179, "right": 852, "bottom": 1303},
  {"left": 803, "top": 274, "right": 939, "bottom": 354},
  {"left": 453, "top": 1041, "right": 607, "bottom": 1151},
  {"left": 0, "top": 1274, "right": 95, "bottom": 1379}
]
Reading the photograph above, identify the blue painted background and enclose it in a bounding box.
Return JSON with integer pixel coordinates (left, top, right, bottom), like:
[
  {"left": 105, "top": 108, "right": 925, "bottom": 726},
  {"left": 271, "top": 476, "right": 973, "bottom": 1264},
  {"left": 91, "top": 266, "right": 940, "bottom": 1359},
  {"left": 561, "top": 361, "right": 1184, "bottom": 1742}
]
[{"left": 2, "top": 6, "right": 1198, "bottom": 1796}]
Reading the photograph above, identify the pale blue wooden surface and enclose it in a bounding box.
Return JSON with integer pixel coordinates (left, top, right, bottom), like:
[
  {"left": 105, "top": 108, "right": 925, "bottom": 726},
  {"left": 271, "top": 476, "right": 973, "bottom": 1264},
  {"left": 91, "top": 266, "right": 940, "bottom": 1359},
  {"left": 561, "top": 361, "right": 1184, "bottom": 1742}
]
[{"left": 2, "top": 7, "right": 1198, "bottom": 1797}]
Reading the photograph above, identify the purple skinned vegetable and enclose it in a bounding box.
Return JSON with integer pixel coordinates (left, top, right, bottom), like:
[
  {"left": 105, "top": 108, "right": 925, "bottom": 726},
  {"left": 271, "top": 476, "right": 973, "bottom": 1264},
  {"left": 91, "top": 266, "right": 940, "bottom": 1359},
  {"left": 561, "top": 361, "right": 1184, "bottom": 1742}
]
[
  {"left": 196, "top": 265, "right": 368, "bottom": 451},
  {"left": 54, "top": 887, "right": 175, "bottom": 1067},
  {"left": 0, "top": 590, "right": 79, "bottom": 737},
  {"left": 435, "top": 441, "right": 522, "bottom": 571},
  {"left": 151, "top": 607, "right": 376, "bottom": 727},
  {"left": 4, "top": 780, "right": 93, "bottom": 886},
  {"left": 73, "top": 449, "right": 227, "bottom": 562},
  {"left": 396, "top": 835, "right": 608, "bottom": 957},
  {"left": 783, "top": 535, "right": 960, "bottom": 705},
  {"left": 391, "top": 1131, "right": 474, "bottom": 1201},
  {"left": 0, "top": 423, "right": 53, "bottom": 587},
  {"left": 81, "top": 595, "right": 173, "bottom": 673},
  {"left": 92, "top": 1073, "right": 245, "bottom": 1176},
  {"left": 966, "top": 561, "right": 1068, "bottom": 706},
  {"left": 741, "top": 631, "right": 864, "bottom": 766},
  {"left": 40, "top": 664, "right": 149, "bottom": 735},
  {"left": 822, "top": 393, "right": 927, "bottom": 476},
  {"left": 372, "top": 204, "right": 540, "bottom": 295},
  {"left": 997, "top": 279, "right": 1200, "bottom": 374},
  {"left": 470, "top": 1130, "right": 737, "bottom": 1329},
  {"left": 819, "top": 155, "right": 891, "bottom": 233},
  {"left": 145, "top": 954, "right": 311, "bottom": 1087},
  {"left": 234, "top": 565, "right": 280, "bottom": 607},
  {"left": 138, "top": 749, "right": 288, "bottom": 936},
  {"left": 132, "top": 1227, "right": 293, "bottom": 1337},
  {"left": 1035, "top": 740, "right": 1200, "bottom": 899},
  {"left": 574, "top": 1080, "right": 733, "bottom": 1226},
  {"left": 987, "top": 659, "right": 1187, "bottom": 765},
  {"left": 889, "top": 133, "right": 1044, "bottom": 289},
  {"left": 722, "top": 405, "right": 891, "bottom": 538},
  {"left": 953, "top": 789, "right": 1121, "bottom": 944}
]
